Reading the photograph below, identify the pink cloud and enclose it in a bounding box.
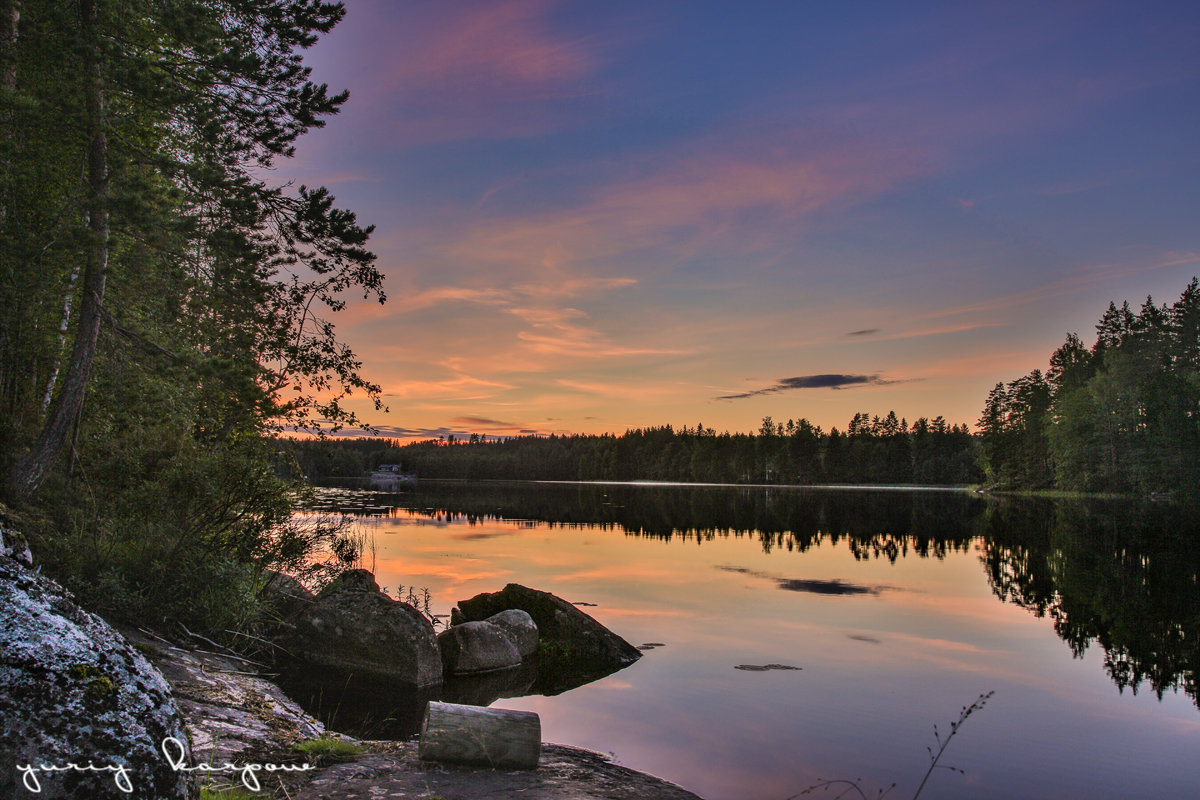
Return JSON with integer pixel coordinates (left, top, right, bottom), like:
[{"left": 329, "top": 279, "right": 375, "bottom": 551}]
[
  {"left": 399, "top": 0, "right": 598, "bottom": 91},
  {"left": 435, "top": 134, "right": 923, "bottom": 279},
  {"left": 310, "top": 0, "right": 614, "bottom": 149}
]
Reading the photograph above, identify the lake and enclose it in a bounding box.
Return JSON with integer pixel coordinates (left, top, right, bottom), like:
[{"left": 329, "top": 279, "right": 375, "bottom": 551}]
[{"left": 297, "top": 481, "right": 1200, "bottom": 800}]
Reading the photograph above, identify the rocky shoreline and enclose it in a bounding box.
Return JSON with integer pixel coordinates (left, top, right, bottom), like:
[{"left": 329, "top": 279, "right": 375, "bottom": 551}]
[
  {"left": 128, "top": 625, "right": 705, "bottom": 800},
  {"left": 1, "top": 527, "right": 704, "bottom": 799}
]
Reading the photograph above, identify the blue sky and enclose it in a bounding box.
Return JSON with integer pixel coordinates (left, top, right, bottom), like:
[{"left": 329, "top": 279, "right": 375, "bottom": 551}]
[{"left": 286, "top": 0, "right": 1199, "bottom": 439}]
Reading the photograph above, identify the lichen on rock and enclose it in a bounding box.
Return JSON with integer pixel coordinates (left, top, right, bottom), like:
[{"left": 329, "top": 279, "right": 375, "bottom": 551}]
[
  {"left": 0, "top": 553, "right": 196, "bottom": 799},
  {"left": 283, "top": 568, "right": 442, "bottom": 688}
]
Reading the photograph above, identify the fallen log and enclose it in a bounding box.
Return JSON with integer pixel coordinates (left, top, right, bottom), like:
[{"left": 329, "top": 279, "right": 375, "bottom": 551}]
[{"left": 418, "top": 700, "right": 541, "bottom": 770}]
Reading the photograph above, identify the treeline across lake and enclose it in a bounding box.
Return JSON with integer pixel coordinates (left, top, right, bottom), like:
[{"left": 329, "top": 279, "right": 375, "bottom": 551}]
[
  {"left": 284, "top": 412, "right": 981, "bottom": 486},
  {"left": 289, "top": 278, "right": 1200, "bottom": 499}
]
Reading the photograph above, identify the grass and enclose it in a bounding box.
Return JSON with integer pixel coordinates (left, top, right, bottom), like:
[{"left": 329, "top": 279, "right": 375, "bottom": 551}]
[
  {"left": 199, "top": 788, "right": 264, "bottom": 800},
  {"left": 294, "top": 734, "right": 366, "bottom": 762}
]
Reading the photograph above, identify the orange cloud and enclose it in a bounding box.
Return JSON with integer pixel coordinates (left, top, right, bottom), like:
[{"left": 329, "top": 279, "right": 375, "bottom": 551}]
[{"left": 380, "top": 373, "right": 514, "bottom": 401}]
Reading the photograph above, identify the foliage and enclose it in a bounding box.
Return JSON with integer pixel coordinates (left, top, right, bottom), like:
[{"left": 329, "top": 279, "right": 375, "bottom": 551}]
[
  {"left": 283, "top": 412, "right": 981, "bottom": 487},
  {"left": 199, "top": 788, "right": 265, "bottom": 800},
  {"left": 978, "top": 279, "right": 1200, "bottom": 497},
  {"left": 0, "top": 0, "right": 382, "bottom": 634},
  {"left": 981, "top": 499, "right": 1200, "bottom": 706},
  {"left": 294, "top": 734, "right": 365, "bottom": 762},
  {"left": 309, "top": 480, "right": 987, "bottom": 559},
  {"left": 294, "top": 734, "right": 365, "bottom": 756}
]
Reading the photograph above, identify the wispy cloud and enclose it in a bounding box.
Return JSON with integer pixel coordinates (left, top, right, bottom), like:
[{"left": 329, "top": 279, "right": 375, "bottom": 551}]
[
  {"left": 846, "top": 328, "right": 880, "bottom": 337},
  {"left": 437, "top": 138, "right": 923, "bottom": 278},
  {"left": 302, "top": 421, "right": 550, "bottom": 442},
  {"left": 322, "top": 0, "right": 618, "bottom": 148},
  {"left": 450, "top": 416, "right": 519, "bottom": 429},
  {"left": 922, "top": 252, "right": 1200, "bottom": 324},
  {"left": 381, "top": 374, "right": 514, "bottom": 401},
  {"left": 511, "top": 304, "right": 688, "bottom": 360}
]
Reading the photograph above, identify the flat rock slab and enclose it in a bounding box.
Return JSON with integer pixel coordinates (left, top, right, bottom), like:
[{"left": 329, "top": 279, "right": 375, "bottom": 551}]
[
  {"left": 291, "top": 741, "right": 704, "bottom": 800},
  {"left": 117, "top": 626, "right": 324, "bottom": 766}
]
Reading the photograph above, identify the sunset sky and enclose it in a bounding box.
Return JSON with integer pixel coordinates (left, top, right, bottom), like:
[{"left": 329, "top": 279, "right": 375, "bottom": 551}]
[{"left": 287, "top": 0, "right": 1199, "bottom": 440}]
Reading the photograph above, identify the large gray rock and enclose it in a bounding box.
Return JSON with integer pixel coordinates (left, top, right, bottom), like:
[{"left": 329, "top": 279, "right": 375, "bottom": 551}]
[
  {"left": 0, "top": 553, "right": 195, "bottom": 799},
  {"left": 259, "top": 569, "right": 315, "bottom": 624},
  {"left": 486, "top": 609, "right": 539, "bottom": 659},
  {"left": 287, "top": 569, "right": 441, "bottom": 688},
  {"left": 438, "top": 621, "right": 522, "bottom": 675},
  {"left": 454, "top": 584, "right": 641, "bottom": 688}
]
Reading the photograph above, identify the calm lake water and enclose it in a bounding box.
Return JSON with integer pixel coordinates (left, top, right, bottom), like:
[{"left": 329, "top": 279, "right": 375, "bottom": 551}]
[{"left": 299, "top": 481, "right": 1200, "bottom": 800}]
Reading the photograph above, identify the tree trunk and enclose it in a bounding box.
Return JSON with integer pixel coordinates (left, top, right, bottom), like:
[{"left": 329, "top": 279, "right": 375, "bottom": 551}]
[
  {"left": 418, "top": 701, "right": 541, "bottom": 770},
  {"left": 42, "top": 263, "right": 82, "bottom": 410},
  {"left": 6, "top": 0, "right": 106, "bottom": 503},
  {"left": 0, "top": 1, "right": 16, "bottom": 95},
  {"left": 0, "top": 0, "right": 19, "bottom": 222}
]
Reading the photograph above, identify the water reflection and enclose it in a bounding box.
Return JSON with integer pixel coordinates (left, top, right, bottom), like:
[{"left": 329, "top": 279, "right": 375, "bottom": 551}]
[
  {"left": 309, "top": 482, "right": 1200, "bottom": 709},
  {"left": 981, "top": 498, "right": 1200, "bottom": 707},
  {"left": 278, "top": 653, "right": 630, "bottom": 739},
  {"left": 312, "top": 480, "right": 985, "bottom": 557}
]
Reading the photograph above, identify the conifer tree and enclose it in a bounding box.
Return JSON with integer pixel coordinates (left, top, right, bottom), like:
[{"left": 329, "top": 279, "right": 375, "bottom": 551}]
[{"left": 1, "top": 0, "right": 384, "bottom": 502}]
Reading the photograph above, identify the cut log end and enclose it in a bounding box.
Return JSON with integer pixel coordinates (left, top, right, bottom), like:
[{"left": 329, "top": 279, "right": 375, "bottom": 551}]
[{"left": 419, "top": 700, "right": 541, "bottom": 770}]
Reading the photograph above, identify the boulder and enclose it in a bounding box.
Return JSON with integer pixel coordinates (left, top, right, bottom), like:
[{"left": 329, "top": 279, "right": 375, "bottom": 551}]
[
  {"left": 286, "top": 570, "right": 441, "bottom": 688},
  {"left": 437, "top": 621, "right": 522, "bottom": 675},
  {"left": 454, "top": 584, "right": 641, "bottom": 685},
  {"left": 486, "top": 609, "right": 539, "bottom": 658},
  {"left": 259, "top": 569, "right": 315, "bottom": 623},
  {"left": 319, "top": 568, "right": 380, "bottom": 596},
  {"left": 0, "top": 551, "right": 195, "bottom": 799},
  {"left": 0, "top": 523, "right": 33, "bottom": 568}
]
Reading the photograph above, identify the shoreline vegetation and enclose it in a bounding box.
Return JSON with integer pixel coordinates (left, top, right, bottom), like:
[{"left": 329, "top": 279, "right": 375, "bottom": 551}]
[{"left": 0, "top": 0, "right": 387, "bottom": 635}]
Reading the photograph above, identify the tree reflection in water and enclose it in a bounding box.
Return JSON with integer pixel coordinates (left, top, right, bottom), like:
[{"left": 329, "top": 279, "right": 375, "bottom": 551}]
[
  {"left": 981, "top": 498, "right": 1200, "bottom": 707},
  {"left": 310, "top": 481, "right": 1200, "bottom": 709}
]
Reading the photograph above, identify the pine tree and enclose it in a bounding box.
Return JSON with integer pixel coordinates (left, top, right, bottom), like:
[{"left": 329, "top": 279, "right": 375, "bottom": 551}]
[{"left": 2, "top": 0, "right": 385, "bottom": 502}]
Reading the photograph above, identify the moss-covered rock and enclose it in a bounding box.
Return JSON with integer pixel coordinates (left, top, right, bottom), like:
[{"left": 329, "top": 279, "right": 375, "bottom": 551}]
[{"left": 0, "top": 550, "right": 195, "bottom": 799}]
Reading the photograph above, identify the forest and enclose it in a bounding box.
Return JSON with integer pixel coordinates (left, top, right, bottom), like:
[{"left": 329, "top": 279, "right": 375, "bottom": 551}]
[
  {"left": 284, "top": 412, "right": 981, "bottom": 486},
  {"left": 0, "top": 0, "right": 381, "bottom": 630},
  {"left": 288, "top": 278, "right": 1200, "bottom": 501},
  {"left": 978, "top": 279, "right": 1200, "bottom": 495}
]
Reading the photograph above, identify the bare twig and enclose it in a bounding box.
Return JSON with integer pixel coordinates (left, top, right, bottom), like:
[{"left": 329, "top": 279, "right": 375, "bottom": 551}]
[
  {"left": 787, "top": 691, "right": 994, "bottom": 800},
  {"left": 178, "top": 622, "right": 227, "bottom": 652},
  {"left": 912, "top": 691, "right": 994, "bottom": 800}
]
